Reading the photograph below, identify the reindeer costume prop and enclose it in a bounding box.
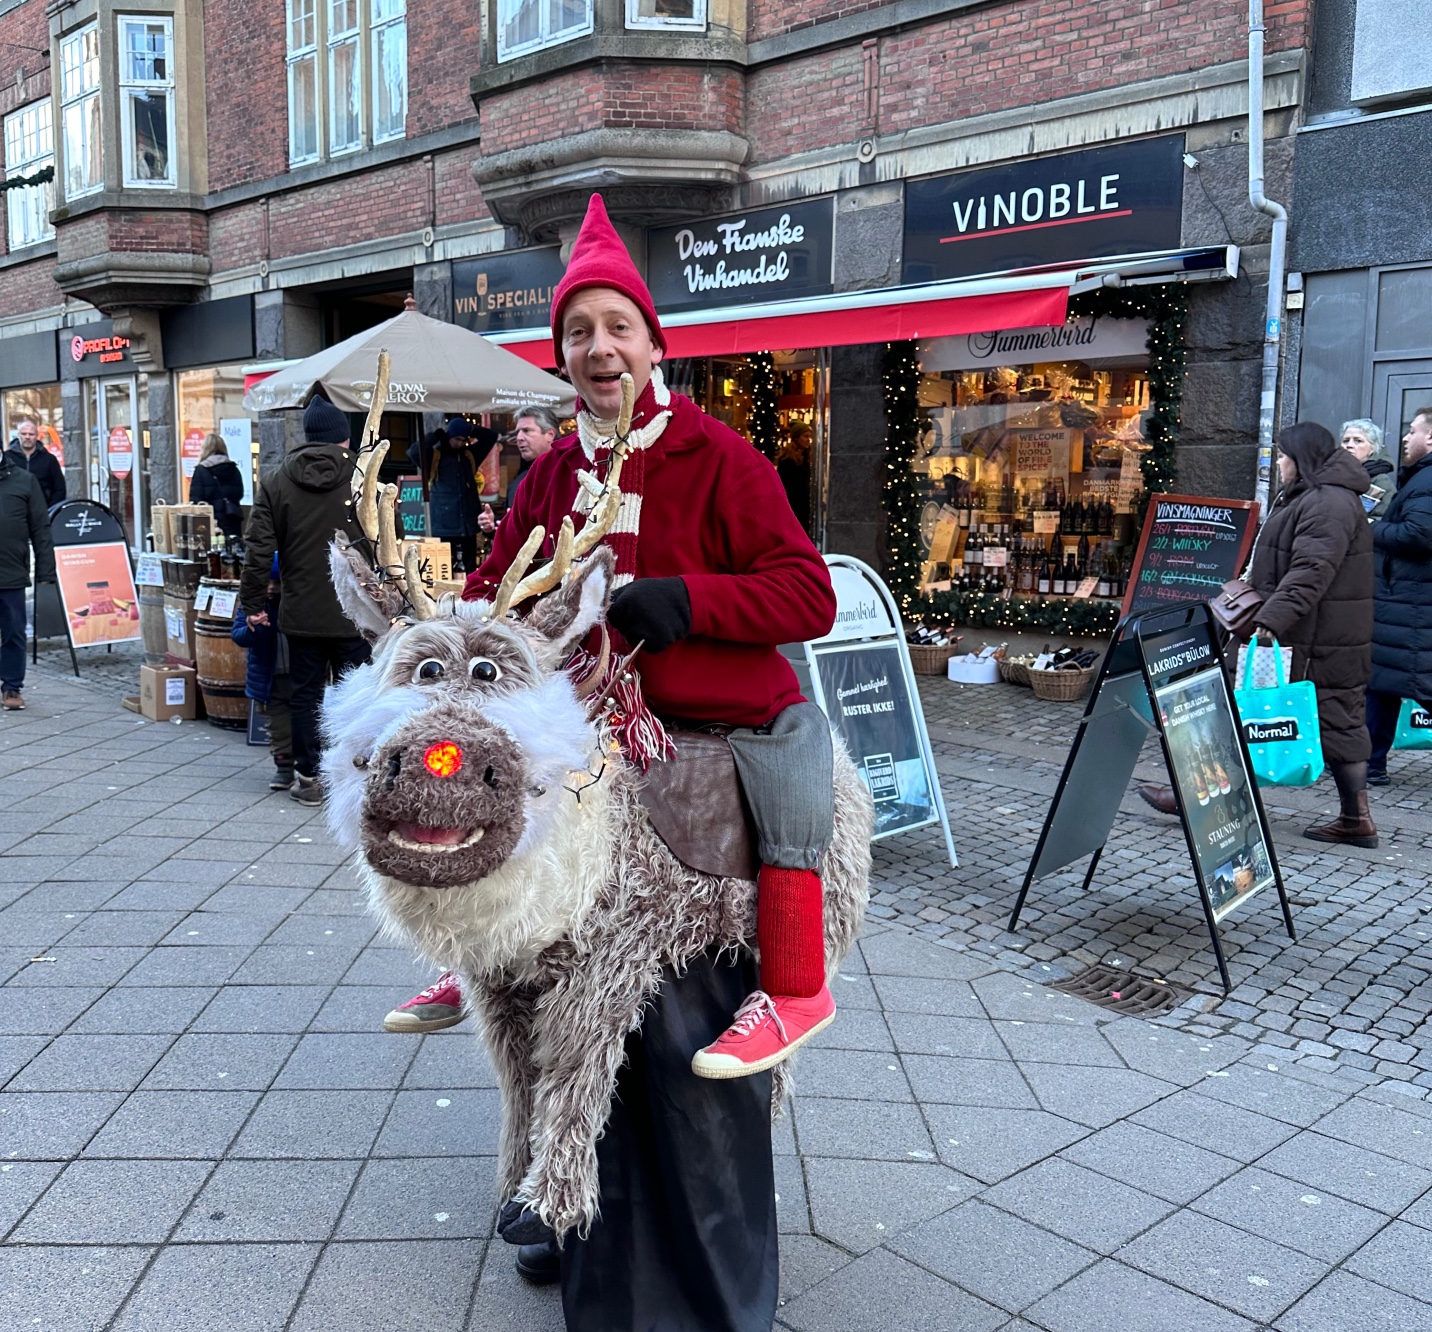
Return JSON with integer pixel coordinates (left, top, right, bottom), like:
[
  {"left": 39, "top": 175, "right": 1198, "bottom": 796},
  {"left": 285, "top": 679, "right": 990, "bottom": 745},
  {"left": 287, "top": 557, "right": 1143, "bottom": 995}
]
[{"left": 324, "top": 360, "right": 873, "bottom": 1329}]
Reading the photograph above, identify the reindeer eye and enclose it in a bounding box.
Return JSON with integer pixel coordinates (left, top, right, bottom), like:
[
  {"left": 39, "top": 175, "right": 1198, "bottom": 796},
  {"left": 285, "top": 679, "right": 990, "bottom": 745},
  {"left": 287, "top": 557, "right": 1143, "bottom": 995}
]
[
  {"left": 469, "top": 657, "right": 502, "bottom": 684},
  {"left": 413, "top": 659, "right": 446, "bottom": 683}
]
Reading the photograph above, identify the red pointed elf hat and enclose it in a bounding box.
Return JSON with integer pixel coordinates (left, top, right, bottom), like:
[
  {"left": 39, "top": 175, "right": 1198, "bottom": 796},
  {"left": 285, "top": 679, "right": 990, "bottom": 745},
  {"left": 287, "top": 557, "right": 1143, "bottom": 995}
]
[{"left": 550, "top": 194, "right": 666, "bottom": 367}]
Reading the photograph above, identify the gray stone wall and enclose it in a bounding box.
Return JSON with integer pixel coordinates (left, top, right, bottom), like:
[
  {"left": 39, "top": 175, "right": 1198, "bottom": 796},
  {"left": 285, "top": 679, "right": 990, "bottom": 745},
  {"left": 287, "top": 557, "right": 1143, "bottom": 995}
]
[
  {"left": 253, "top": 289, "right": 322, "bottom": 479},
  {"left": 824, "top": 342, "right": 885, "bottom": 568}
]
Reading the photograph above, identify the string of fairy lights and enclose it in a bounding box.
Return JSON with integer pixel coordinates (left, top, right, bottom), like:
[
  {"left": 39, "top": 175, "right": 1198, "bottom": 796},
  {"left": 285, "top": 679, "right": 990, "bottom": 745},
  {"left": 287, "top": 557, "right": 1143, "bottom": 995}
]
[
  {"left": 748, "top": 351, "right": 778, "bottom": 460},
  {"left": 880, "top": 286, "right": 1188, "bottom": 636}
]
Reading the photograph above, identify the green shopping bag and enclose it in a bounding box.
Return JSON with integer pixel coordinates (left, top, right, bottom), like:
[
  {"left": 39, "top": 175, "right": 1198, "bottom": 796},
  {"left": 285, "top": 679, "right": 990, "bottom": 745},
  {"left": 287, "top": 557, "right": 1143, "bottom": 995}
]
[
  {"left": 1233, "top": 640, "right": 1324, "bottom": 786},
  {"left": 1393, "top": 699, "right": 1432, "bottom": 750}
]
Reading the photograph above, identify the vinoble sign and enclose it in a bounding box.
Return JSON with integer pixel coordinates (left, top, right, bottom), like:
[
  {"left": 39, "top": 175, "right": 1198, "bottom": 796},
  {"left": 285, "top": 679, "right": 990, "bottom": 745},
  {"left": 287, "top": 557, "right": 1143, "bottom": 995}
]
[
  {"left": 903, "top": 135, "right": 1186, "bottom": 284},
  {"left": 647, "top": 198, "right": 834, "bottom": 314}
]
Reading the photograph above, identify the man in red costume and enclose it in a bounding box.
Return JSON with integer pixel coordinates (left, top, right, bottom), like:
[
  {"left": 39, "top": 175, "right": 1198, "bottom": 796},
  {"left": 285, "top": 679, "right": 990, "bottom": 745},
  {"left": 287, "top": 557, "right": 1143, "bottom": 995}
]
[{"left": 463, "top": 194, "right": 839, "bottom": 1325}]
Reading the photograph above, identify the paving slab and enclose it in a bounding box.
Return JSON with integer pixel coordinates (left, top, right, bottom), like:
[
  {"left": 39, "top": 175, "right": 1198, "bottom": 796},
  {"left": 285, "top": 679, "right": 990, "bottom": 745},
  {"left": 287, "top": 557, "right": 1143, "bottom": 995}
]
[{"left": 0, "top": 1244, "right": 153, "bottom": 1332}]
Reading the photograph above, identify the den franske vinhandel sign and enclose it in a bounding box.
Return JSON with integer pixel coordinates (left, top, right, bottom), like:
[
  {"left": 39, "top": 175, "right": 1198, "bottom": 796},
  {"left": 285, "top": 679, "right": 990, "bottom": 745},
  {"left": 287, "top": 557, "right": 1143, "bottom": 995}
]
[
  {"left": 647, "top": 198, "right": 834, "bottom": 313},
  {"left": 903, "top": 135, "right": 1186, "bottom": 283}
]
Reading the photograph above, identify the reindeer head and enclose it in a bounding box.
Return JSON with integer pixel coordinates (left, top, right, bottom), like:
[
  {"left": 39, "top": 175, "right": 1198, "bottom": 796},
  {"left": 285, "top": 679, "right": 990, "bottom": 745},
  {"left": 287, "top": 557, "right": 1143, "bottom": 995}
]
[{"left": 319, "top": 369, "right": 634, "bottom": 924}]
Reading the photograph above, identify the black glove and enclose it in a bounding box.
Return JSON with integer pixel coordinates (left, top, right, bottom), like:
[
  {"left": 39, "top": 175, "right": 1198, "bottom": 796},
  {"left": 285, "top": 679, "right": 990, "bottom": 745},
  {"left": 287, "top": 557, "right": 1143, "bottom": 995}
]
[{"left": 607, "top": 577, "right": 691, "bottom": 655}]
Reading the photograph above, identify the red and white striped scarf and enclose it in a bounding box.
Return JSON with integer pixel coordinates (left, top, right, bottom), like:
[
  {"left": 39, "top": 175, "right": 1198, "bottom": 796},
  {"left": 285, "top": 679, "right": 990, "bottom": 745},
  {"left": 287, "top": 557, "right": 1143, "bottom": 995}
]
[{"left": 572, "top": 368, "right": 673, "bottom": 591}]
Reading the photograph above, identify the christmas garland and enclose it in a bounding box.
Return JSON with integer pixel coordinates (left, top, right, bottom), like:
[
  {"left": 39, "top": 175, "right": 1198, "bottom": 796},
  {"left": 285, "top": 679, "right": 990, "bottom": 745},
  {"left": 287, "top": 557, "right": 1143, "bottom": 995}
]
[
  {"left": 879, "top": 285, "right": 1187, "bottom": 632},
  {"left": 747, "top": 351, "right": 778, "bottom": 460},
  {"left": 1, "top": 164, "right": 54, "bottom": 193},
  {"left": 915, "top": 586, "right": 1122, "bottom": 637}
]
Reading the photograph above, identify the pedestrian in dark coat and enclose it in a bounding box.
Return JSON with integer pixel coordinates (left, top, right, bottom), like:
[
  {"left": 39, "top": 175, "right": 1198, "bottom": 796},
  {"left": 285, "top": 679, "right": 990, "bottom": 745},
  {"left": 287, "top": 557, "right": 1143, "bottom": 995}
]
[
  {"left": 1365, "top": 406, "right": 1432, "bottom": 783},
  {"left": 1340, "top": 419, "right": 1395, "bottom": 520},
  {"left": 0, "top": 450, "right": 56, "bottom": 709},
  {"left": 1249, "top": 421, "right": 1377, "bottom": 846},
  {"left": 188, "top": 434, "right": 246, "bottom": 538},
  {"left": 5, "top": 419, "right": 65, "bottom": 508},
  {"left": 408, "top": 418, "right": 497, "bottom": 575},
  {"left": 240, "top": 395, "right": 369, "bottom": 804}
]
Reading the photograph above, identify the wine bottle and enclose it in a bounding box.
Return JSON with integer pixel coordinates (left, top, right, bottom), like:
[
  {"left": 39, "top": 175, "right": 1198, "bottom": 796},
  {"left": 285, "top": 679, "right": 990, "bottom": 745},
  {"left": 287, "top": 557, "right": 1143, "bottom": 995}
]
[
  {"left": 1096, "top": 552, "right": 1111, "bottom": 598},
  {"left": 1063, "top": 553, "right": 1079, "bottom": 592},
  {"left": 1191, "top": 744, "right": 1210, "bottom": 806},
  {"left": 1076, "top": 533, "right": 1091, "bottom": 576},
  {"left": 1037, "top": 553, "right": 1052, "bottom": 595}
]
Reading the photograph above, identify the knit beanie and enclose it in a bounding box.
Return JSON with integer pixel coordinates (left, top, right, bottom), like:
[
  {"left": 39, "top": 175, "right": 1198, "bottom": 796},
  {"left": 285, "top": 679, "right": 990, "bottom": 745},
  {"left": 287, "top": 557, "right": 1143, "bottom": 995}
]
[
  {"left": 444, "top": 417, "right": 472, "bottom": 439},
  {"left": 550, "top": 194, "right": 666, "bottom": 368},
  {"left": 303, "top": 396, "right": 350, "bottom": 445}
]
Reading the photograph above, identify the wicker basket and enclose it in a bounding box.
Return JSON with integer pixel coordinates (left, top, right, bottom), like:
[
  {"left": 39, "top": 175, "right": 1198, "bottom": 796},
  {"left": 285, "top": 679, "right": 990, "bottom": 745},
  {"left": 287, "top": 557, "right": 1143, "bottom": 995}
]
[
  {"left": 907, "top": 643, "right": 959, "bottom": 676},
  {"left": 1029, "top": 664, "right": 1097, "bottom": 701},
  {"left": 1000, "top": 660, "right": 1033, "bottom": 687}
]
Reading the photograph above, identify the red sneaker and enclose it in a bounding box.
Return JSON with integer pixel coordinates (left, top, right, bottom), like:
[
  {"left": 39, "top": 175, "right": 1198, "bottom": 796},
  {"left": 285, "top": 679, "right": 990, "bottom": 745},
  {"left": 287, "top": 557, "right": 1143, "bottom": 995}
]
[
  {"left": 383, "top": 971, "right": 465, "bottom": 1033},
  {"left": 691, "top": 986, "right": 836, "bottom": 1080}
]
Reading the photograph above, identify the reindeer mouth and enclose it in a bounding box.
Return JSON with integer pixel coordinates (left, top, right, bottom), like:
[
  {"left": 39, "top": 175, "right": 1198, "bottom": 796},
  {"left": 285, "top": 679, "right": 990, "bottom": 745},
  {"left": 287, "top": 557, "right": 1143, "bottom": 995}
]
[{"left": 385, "top": 822, "right": 485, "bottom": 853}]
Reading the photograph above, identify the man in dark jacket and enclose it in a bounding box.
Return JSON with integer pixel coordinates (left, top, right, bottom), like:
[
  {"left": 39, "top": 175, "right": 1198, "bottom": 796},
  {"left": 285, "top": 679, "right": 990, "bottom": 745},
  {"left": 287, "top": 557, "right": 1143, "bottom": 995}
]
[
  {"left": 6, "top": 420, "right": 65, "bottom": 508},
  {"left": 240, "top": 396, "right": 368, "bottom": 804},
  {"left": 410, "top": 417, "right": 496, "bottom": 575},
  {"left": 1366, "top": 407, "right": 1432, "bottom": 784},
  {"left": 0, "top": 450, "right": 57, "bottom": 710}
]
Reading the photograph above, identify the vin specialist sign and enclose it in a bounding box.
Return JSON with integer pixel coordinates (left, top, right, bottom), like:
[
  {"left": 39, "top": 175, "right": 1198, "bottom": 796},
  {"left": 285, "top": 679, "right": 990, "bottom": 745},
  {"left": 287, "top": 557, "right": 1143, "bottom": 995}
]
[
  {"left": 647, "top": 199, "right": 833, "bottom": 314},
  {"left": 903, "top": 136, "right": 1185, "bottom": 284}
]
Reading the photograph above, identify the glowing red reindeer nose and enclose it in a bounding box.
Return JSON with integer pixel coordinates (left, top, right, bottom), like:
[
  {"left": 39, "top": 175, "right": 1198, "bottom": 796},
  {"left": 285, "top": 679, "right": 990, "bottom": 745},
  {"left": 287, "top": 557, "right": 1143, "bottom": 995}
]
[{"left": 422, "top": 741, "right": 464, "bottom": 779}]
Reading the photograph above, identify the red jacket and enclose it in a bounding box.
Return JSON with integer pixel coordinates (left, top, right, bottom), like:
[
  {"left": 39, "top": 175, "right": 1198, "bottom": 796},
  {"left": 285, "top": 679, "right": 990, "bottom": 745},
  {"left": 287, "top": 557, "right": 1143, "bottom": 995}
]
[{"left": 464, "top": 392, "right": 835, "bottom": 727}]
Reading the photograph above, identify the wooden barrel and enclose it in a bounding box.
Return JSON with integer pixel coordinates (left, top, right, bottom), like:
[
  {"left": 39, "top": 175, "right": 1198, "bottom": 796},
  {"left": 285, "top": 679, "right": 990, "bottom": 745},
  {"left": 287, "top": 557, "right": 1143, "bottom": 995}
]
[
  {"left": 194, "top": 579, "right": 248, "bottom": 730},
  {"left": 138, "top": 585, "right": 167, "bottom": 663}
]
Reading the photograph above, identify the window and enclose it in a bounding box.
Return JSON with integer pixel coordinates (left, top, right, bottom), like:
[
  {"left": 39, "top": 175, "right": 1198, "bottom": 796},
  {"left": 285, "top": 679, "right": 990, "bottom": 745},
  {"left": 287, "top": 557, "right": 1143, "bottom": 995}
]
[
  {"left": 287, "top": 0, "right": 405, "bottom": 165},
  {"left": 625, "top": 0, "right": 706, "bottom": 30},
  {"left": 59, "top": 24, "right": 102, "bottom": 199},
  {"left": 371, "top": 0, "right": 407, "bottom": 143},
  {"left": 5, "top": 101, "right": 55, "bottom": 249},
  {"left": 328, "top": 0, "right": 361, "bottom": 154},
  {"left": 496, "top": 0, "right": 593, "bottom": 62},
  {"left": 119, "top": 17, "right": 177, "bottom": 186},
  {"left": 288, "top": 0, "right": 320, "bottom": 163}
]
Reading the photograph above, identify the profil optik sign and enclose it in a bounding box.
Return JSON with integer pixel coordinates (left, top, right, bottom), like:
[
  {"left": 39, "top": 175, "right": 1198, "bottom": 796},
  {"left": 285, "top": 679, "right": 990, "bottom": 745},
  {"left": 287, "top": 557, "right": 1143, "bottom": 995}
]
[{"left": 903, "top": 136, "right": 1185, "bottom": 284}]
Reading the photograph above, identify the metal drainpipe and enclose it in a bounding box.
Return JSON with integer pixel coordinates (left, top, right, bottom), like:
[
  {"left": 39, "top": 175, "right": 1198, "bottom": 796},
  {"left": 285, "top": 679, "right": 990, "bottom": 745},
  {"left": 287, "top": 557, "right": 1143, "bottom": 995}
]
[{"left": 1249, "top": 0, "right": 1288, "bottom": 514}]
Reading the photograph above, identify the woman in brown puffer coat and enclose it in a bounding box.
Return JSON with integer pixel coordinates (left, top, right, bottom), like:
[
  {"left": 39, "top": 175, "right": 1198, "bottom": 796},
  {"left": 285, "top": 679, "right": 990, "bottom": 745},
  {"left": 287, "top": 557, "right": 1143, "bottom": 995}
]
[{"left": 1248, "top": 421, "right": 1377, "bottom": 847}]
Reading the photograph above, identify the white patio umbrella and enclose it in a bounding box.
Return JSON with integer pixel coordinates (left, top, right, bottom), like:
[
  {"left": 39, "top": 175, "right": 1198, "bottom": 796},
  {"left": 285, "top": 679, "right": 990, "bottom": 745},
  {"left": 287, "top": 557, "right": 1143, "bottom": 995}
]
[{"left": 242, "top": 303, "right": 575, "bottom": 416}]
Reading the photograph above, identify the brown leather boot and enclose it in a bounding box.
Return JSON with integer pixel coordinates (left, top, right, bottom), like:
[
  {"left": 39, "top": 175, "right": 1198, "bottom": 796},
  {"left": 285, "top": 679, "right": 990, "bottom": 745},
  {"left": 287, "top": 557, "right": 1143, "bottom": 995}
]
[
  {"left": 1303, "top": 790, "right": 1378, "bottom": 849},
  {"left": 1137, "top": 783, "right": 1179, "bottom": 815}
]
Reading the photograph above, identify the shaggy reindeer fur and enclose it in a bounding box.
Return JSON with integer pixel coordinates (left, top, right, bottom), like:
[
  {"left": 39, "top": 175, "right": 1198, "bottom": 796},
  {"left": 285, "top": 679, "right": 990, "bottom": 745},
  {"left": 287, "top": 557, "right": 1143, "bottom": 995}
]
[{"left": 322, "top": 547, "right": 873, "bottom": 1239}]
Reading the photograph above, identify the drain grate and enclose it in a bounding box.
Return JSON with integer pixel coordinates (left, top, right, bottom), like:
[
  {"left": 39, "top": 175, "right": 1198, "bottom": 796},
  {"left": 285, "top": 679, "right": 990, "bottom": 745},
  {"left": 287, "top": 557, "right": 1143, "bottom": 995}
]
[{"left": 1050, "top": 964, "right": 1186, "bottom": 1016}]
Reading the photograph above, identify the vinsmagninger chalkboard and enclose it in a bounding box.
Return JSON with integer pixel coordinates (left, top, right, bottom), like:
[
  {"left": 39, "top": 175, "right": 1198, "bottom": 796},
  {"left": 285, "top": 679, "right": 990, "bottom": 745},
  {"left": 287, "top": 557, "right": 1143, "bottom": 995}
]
[{"left": 1121, "top": 494, "right": 1259, "bottom": 618}]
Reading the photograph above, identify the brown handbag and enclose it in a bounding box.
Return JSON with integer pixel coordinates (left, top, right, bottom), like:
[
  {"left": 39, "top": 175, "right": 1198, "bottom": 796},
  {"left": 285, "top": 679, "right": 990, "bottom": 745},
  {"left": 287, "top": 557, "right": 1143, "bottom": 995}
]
[{"left": 1207, "top": 578, "right": 1264, "bottom": 637}]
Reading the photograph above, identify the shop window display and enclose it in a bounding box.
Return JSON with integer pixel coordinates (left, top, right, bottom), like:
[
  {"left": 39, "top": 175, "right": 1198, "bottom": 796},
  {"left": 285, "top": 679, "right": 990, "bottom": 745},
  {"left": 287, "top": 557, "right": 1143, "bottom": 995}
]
[
  {"left": 911, "top": 355, "right": 1151, "bottom": 603},
  {"left": 176, "top": 366, "right": 256, "bottom": 503},
  {"left": 664, "top": 348, "right": 824, "bottom": 538}
]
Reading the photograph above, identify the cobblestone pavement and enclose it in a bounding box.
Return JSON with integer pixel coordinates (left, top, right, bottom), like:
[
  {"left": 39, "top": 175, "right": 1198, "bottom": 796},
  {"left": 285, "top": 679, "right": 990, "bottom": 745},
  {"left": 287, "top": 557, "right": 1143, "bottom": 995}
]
[
  {"left": 5, "top": 660, "right": 1432, "bottom": 1329},
  {"left": 868, "top": 675, "right": 1432, "bottom": 1091}
]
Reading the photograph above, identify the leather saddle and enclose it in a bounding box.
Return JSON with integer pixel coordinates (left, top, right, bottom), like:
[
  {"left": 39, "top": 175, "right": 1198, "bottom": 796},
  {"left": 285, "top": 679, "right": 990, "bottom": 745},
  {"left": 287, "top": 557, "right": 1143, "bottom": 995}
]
[{"left": 637, "top": 730, "right": 759, "bottom": 882}]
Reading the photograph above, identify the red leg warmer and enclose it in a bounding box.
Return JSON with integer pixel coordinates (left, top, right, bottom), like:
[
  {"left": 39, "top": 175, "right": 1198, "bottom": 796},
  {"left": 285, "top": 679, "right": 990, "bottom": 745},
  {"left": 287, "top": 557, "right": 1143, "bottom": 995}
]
[{"left": 757, "top": 866, "right": 826, "bottom": 998}]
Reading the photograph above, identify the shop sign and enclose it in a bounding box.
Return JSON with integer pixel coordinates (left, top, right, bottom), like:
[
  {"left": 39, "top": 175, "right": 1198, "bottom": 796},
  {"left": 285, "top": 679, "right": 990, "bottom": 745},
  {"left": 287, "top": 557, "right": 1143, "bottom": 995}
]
[
  {"left": 219, "top": 418, "right": 255, "bottom": 505},
  {"left": 903, "top": 136, "right": 1185, "bottom": 284},
  {"left": 452, "top": 247, "right": 565, "bottom": 335},
  {"left": 182, "top": 429, "right": 205, "bottom": 484},
  {"left": 920, "top": 317, "right": 1149, "bottom": 372},
  {"left": 62, "top": 320, "right": 138, "bottom": 378},
  {"left": 647, "top": 199, "right": 834, "bottom": 314},
  {"left": 107, "top": 426, "right": 134, "bottom": 481},
  {"left": 1122, "top": 494, "right": 1260, "bottom": 618},
  {"left": 53, "top": 540, "right": 143, "bottom": 650}
]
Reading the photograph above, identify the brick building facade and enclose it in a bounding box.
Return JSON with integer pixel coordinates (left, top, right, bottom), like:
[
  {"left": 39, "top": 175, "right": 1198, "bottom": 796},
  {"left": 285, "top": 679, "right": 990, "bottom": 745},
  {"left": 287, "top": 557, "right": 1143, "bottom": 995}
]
[{"left": 4, "top": 0, "right": 1420, "bottom": 590}]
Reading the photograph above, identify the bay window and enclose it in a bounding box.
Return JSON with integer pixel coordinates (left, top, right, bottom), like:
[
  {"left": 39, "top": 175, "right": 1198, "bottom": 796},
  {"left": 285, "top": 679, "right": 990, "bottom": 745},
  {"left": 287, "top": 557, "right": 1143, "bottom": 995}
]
[
  {"left": 119, "top": 16, "right": 177, "bottom": 187},
  {"left": 59, "top": 24, "right": 102, "bottom": 200},
  {"left": 287, "top": 0, "right": 406, "bottom": 165},
  {"left": 497, "top": 0, "right": 593, "bottom": 62},
  {"left": 5, "top": 101, "right": 55, "bottom": 249}
]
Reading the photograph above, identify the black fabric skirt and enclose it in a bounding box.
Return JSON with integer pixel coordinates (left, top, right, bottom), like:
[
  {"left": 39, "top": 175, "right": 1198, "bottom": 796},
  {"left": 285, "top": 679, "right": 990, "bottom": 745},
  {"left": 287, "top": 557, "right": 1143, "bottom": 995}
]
[{"left": 560, "top": 949, "right": 779, "bottom": 1332}]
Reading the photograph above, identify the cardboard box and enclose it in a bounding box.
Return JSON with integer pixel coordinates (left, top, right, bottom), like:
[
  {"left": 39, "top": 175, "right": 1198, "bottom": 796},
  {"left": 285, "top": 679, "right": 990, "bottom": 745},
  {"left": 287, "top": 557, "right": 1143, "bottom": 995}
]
[
  {"left": 153, "top": 504, "right": 214, "bottom": 561},
  {"left": 140, "top": 664, "right": 197, "bottom": 721},
  {"left": 403, "top": 539, "right": 454, "bottom": 588},
  {"left": 163, "top": 592, "right": 198, "bottom": 664}
]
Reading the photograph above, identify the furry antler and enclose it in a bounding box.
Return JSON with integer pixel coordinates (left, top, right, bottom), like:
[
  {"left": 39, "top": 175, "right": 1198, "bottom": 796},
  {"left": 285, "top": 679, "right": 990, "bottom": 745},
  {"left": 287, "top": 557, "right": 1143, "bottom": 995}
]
[{"left": 486, "top": 372, "right": 635, "bottom": 620}]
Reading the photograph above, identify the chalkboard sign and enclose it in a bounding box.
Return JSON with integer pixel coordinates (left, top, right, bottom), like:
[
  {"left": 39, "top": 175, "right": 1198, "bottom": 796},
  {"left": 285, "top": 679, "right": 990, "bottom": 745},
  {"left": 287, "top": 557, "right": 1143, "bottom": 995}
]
[
  {"left": 1121, "top": 494, "right": 1259, "bottom": 618},
  {"left": 1009, "top": 603, "right": 1293, "bottom": 992},
  {"left": 802, "top": 554, "right": 957, "bottom": 867},
  {"left": 396, "top": 475, "right": 428, "bottom": 538}
]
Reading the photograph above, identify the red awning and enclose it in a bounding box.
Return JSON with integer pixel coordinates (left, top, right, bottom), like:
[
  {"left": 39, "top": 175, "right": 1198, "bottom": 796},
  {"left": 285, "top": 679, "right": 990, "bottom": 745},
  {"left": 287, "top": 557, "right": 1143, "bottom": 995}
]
[{"left": 497, "top": 283, "right": 1070, "bottom": 368}]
